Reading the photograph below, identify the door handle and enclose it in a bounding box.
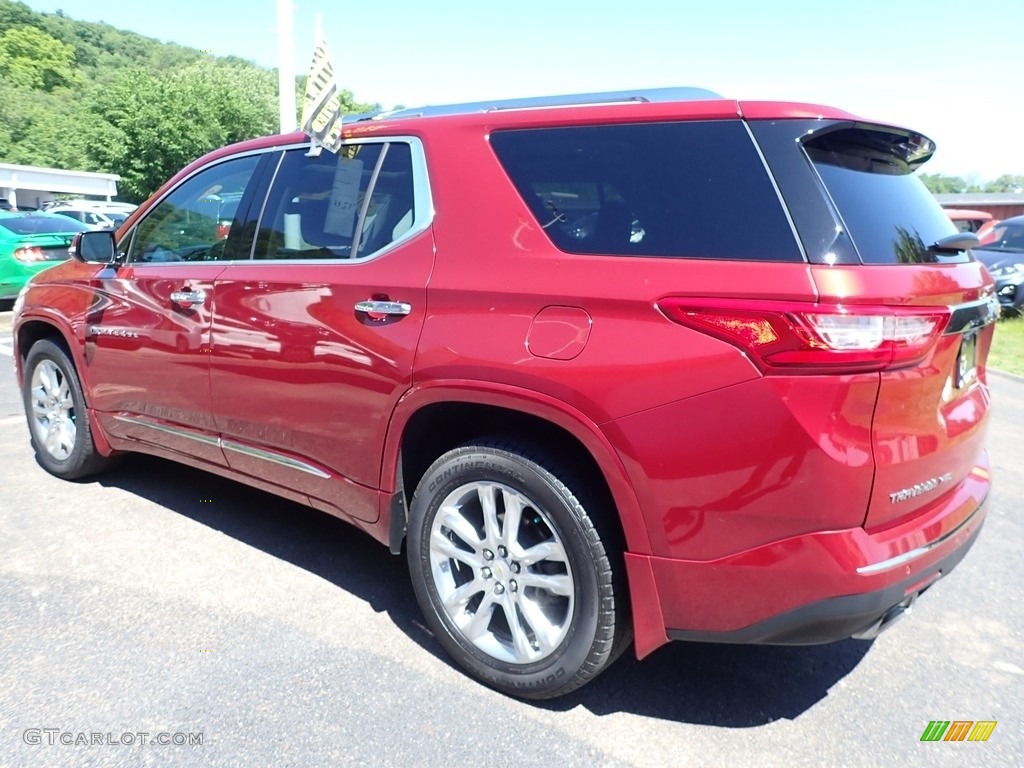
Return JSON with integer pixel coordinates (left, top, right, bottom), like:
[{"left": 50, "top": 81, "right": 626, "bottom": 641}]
[
  {"left": 170, "top": 289, "right": 207, "bottom": 308},
  {"left": 354, "top": 300, "right": 412, "bottom": 316}
]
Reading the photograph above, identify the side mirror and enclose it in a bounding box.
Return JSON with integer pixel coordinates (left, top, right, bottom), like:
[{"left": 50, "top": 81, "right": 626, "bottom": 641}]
[{"left": 73, "top": 230, "right": 118, "bottom": 264}]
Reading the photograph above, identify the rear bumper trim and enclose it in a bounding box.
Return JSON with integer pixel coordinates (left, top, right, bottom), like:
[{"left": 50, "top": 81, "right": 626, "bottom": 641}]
[
  {"left": 856, "top": 497, "right": 984, "bottom": 575},
  {"left": 667, "top": 520, "right": 982, "bottom": 646}
]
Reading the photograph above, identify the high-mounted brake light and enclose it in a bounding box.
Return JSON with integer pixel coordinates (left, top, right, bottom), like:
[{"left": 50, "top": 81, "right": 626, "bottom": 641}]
[{"left": 658, "top": 298, "right": 950, "bottom": 374}]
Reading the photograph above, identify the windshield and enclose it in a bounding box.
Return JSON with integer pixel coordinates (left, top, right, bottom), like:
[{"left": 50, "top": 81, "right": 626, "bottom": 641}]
[
  {"left": 977, "top": 221, "right": 1024, "bottom": 253},
  {"left": 0, "top": 215, "right": 89, "bottom": 235}
]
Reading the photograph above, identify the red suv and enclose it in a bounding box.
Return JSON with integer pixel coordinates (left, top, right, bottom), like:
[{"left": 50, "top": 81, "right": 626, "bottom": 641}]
[{"left": 12, "top": 88, "right": 997, "bottom": 699}]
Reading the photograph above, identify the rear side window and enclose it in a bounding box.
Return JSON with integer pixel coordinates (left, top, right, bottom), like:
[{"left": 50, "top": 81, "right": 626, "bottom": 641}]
[
  {"left": 490, "top": 121, "right": 802, "bottom": 262},
  {"left": 804, "top": 126, "right": 965, "bottom": 264}
]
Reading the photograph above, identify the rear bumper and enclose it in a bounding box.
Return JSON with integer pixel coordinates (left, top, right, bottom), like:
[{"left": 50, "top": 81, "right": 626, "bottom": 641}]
[
  {"left": 667, "top": 514, "right": 981, "bottom": 645},
  {"left": 626, "top": 457, "right": 989, "bottom": 657}
]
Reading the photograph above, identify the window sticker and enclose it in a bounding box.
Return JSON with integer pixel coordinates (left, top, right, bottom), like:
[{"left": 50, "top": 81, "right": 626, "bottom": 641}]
[{"left": 323, "top": 157, "right": 364, "bottom": 235}]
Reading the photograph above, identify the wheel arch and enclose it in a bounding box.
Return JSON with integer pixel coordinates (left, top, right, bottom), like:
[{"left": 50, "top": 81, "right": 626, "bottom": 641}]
[
  {"left": 16, "top": 313, "right": 115, "bottom": 457},
  {"left": 382, "top": 381, "right": 652, "bottom": 557},
  {"left": 15, "top": 314, "right": 78, "bottom": 383}
]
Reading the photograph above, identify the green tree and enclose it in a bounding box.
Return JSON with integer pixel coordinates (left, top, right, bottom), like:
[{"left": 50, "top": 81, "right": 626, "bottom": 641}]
[
  {"left": 917, "top": 173, "right": 969, "bottom": 194},
  {"left": 0, "top": 0, "right": 384, "bottom": 196},
  {"left": 0, "top": 25, "right": 78, "bottom": 90},
  {"left": 983, "top": 175, "right": 1024, "bottom": 193},
  {"left": 0, "top": 0, "right": 35, "bottom": 33},
  {"left": 85, "top": 61, "right": 281, "bottom": 200},
  {"left": 86, "top": 68, "right": 220, "bottom": 201},
  {"left": 0, "top": 81, "right": 92, "bottom": 169}
]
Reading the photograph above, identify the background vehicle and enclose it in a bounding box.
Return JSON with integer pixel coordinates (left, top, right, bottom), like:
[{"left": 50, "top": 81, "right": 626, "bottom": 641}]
[
  {"left": 11, "top": 88, "right": 996, "bottom": 699},
  {"left": 945, "top": 208, "right": 993, "bottom": 233},
  {"left": 48, "top": 207, "right": 119, "bottom": 230},
  {"left": 977, "top": 218, "right": 1000, "bottom": 244},
  {"left": 0, "top": 211, "right": 87, "bottom": 300},
  {"left": 973, "top": 214, "right": 1024, "bottom": 313},
  {"left": 41, "top": 200, "right": 138, "bottom": 223}
]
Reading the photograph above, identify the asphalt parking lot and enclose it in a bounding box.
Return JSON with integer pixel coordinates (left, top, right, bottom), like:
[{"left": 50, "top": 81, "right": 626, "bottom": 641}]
[{"left": 1, "top": 309, "right": 1021, "bottom": 768}]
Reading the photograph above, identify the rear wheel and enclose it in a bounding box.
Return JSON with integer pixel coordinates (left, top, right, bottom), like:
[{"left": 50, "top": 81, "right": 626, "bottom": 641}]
[
  {"left": 407, "top": 440, "right": 629, "bottom": 698},
  {"left": 22, "top": 339, "right": 116, "bottom": 480}
]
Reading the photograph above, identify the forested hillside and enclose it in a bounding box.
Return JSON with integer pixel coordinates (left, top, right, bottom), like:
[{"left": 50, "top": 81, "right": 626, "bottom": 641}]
[{"left": 0, "top": 0, "right": 376, "bottom": 201}]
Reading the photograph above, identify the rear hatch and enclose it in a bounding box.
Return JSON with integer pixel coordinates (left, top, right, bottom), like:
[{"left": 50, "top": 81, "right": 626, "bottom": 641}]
[{"left": 749, "top": 114, "right": 996, "bottom": 530}]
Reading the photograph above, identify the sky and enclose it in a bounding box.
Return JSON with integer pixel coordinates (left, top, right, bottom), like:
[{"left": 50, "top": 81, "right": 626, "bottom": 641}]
[{"left": 21, "top": 0, "right": 1024, "bottom": 181}]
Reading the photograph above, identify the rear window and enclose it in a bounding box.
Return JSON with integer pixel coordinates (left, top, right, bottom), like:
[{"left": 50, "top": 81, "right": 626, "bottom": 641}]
[
  {"left": 489, "top": 121, "right": 802, "bottom": 262},
  {"left": 804, "top": 126, "right": 966, "bottom": 264},
  {"left": 0, "top": 215, "right": 88, "bottom": 235}
]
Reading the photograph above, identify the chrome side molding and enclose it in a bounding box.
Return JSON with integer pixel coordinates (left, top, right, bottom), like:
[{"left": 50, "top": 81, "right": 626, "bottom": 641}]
[{"left": 112, "top": 415, "right": 331, "bottom": 479}]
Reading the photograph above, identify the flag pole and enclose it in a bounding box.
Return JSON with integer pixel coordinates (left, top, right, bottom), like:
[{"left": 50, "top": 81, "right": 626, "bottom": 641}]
[{"left": 277, "top": 0, "right": 296, "bottom": 133}]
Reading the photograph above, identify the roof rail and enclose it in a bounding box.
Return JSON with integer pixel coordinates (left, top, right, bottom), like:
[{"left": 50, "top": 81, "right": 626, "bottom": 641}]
[{"left": 347, "top": 87, "right": 723, "bottom": 123}]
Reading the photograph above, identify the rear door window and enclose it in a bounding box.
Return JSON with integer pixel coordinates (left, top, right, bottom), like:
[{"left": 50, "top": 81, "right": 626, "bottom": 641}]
[
  {"left": 253, "top": 142, "right": 416, "bottom": 261},
  {"left": 489, "top": 121, "right": 802, "bottom": 262}
]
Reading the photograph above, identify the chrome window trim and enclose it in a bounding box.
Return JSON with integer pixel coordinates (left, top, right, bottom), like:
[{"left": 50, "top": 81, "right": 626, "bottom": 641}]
[{"left": 249, "top": 135, "right": 434, "bottom": 266}]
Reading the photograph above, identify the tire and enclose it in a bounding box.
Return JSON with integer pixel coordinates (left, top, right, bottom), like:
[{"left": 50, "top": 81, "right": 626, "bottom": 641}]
[
  {"left": 407, "top": 440, "right": 629, "bottom": 699},
  {"left": 22, "top": 339, "right": 116, "bottom": 480}
]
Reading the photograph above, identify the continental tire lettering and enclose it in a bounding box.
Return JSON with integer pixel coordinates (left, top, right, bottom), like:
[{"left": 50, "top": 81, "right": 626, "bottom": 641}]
[
  {"left": 495, "top": 667, "right": 567, "bottom": 689},
  {"left": 427, "top": 461, "right": 524, "bottom": 493}
]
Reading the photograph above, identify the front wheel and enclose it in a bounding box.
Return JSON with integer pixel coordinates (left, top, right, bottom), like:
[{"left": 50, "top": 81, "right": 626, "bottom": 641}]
[
  {"left": 22, "top": 339, "right": 116, "bottom": 480},
  {"left": 407, "top": 440, "right": 629, "bottom": 699}
]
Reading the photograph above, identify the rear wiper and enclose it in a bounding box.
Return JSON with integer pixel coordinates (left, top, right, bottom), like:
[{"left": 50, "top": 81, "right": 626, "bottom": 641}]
[{"left": 930, "top": 232, "right": 979, "bottom": 252}]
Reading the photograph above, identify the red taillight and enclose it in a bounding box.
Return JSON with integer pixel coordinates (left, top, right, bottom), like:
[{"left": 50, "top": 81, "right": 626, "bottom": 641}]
[
  {"left": 658, "top": 298, "right": 949, "bottom": 374},
  {"left": 13, "top": 246, "right": 46, "bottom": 263}
]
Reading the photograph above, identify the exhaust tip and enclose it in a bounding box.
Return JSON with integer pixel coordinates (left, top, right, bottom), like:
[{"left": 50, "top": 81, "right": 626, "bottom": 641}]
[{"left": 852, "top": 593, "right": 918, "bottom": 641}]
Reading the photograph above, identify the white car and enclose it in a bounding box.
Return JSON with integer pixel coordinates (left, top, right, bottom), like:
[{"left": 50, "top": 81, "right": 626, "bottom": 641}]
[{"left": 48, "top": 208, "right": 119, "bottom": 230}]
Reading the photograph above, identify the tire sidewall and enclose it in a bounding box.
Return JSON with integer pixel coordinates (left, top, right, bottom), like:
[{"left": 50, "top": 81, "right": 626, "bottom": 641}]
[
  {"left": 22, "top": 341, "right": 90, "bottom": 477},
  {"left": 408, "top": 445, "right": 603, "bottom": 697}
]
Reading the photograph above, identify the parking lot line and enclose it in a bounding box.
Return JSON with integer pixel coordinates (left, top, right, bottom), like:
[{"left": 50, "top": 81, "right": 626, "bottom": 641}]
[{"left": 0, "top": 336, "right": 13, "bottom": 356}]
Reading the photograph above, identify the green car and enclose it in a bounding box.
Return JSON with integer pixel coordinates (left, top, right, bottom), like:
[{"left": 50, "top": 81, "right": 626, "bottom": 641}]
[{"left": 0, "top": 211, "right": 88, "bottom": 301}]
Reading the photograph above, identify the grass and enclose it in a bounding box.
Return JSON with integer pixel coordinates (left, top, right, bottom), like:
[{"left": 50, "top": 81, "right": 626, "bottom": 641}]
[{"left": 988, "top": 314, "right": 1024, "bottom": 376}]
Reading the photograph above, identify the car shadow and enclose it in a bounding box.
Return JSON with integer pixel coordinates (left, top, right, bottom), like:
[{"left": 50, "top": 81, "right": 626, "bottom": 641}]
[
  {"left": 97, "top": 453, "right": 872, "bottom": 726},
  {"left": 540, "top": 636, "right": 871, "bottom": 725}
]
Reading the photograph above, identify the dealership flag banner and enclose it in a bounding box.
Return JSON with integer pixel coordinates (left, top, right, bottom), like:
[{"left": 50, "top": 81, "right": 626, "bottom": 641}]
[{"left": 301, "top": 37, "right": 344, "bottom": 153}]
